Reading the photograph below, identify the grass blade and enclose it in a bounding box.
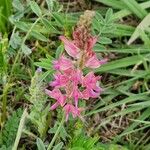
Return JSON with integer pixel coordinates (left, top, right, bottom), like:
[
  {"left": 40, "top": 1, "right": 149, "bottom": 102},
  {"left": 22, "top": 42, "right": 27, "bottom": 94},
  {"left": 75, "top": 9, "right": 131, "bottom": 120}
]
[
  {"left": 128, "top": 13, "right": 150, "bottom": 45},
  {"left": 95, "top": 54, "right": 147, "bottom": 72},
  {"left": 121, "top": 0, "right": 147, "bottom": 19}
]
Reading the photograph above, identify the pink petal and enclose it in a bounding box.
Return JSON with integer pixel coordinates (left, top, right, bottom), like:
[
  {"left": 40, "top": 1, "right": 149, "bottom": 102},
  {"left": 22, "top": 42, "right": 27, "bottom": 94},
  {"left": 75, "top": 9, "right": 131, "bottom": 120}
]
[
  {"left": 99, "top": 58, "right": 108, "bottom": 65},
  {"left": 53, "top": 56, "right": 73, "bottom": 71},
  {"left": 65, "top": 113, "right": 69, "bottom": 122},
  {"left": 64, "top": 104, "right": 83, "bottom": 121},
  {"left": 86, "top": 37, "right": 97, "bottom": 52},
  {"left": 82, "top": 72, "right": 100, "bottom": 89},
  {"left": 50, "top": 72, "right": 69, "bottom": 87},
  {"left": 85, "top": 55, "right": 101, "bottom": 68},
  {"left": 71, "top": 69, "right": 83, "bottom": 85},
  {"left": 50, "top": 102, "right": 59, "bottom": 110},
  {"left": 59, "top": 36, "right": 80, "bottom": 58},
  {"left": 72, "top": 107, "right": 82, "bottom": 118},
  {"left": 64, "top": 104, "right": 71, "bottom": 121},
  {"left": 81, "top": 89, "right": 90, "bottom": 100},
  {"left": 88, "top": 89, "right": 100, "bottom": 98},
  {"left": 45, "top": 89, "right": 66, "bottom": 106},
  {"left": 72, "top": 86, "right": 82, "bottom": 108},
  {"left": 82, "top": 88, "right": 100, "bottom": 99},
  {"left": 45, "top": 89, "right": 52, "bottom": 97}
]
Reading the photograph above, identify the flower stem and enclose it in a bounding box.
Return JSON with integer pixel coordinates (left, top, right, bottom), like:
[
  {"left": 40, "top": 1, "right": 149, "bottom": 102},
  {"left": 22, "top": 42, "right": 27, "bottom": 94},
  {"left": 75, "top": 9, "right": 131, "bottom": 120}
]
[{"left": 47, "top": 113, "right": 65, "bottom": 150}]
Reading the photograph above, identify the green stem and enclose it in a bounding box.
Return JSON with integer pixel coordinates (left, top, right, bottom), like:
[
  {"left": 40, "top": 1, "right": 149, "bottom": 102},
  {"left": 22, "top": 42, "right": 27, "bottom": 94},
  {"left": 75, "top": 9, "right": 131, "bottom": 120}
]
[
  {"left": 8, "top": 17, "right": 41, "bottom": 83},
  {"left": 47, "top": 113, "right": 65, "bottom": 150},
  {"left": 1, "top": 85, "right": 7, "bottom": 123}
]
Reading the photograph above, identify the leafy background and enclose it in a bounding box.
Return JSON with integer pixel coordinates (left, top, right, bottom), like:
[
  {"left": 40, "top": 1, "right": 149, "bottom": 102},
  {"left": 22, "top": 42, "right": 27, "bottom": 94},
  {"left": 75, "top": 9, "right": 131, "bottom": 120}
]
[{"left": 0, "top": 0, "right": 150, "bottom": 150}]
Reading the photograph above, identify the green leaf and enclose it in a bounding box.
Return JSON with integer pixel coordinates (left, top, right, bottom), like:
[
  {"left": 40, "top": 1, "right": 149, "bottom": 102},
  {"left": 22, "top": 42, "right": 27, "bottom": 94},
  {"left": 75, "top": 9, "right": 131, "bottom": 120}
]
[
  {"left": 2, "top": 109, "right": 23, "bottom": 147},
  {"left": 0, "top": 0, "right": 12, "bottom": 33},
  {"left": 49, "top": 122, "right": 68, "bottom": 141},
  {"left": 52, "top": 142, "right": 64, "bottom": 150},
  {"left": 12, "top": 0, "right": 24, "bottom": 12},
  {"left": 52, "top": 12, "right": 64, "bottom": 27},
  {"left": 34, "top": 57, "right": 53, "bottom": 70},
  {"left": 15, "top": 21, "right": 48, "bottom": 42},
  {"left": 42, "top": 18, "right": 59, "bottom": 34},
  {"left": 30, "top": 1, "right": 42, "bottom": 17},
  {"left": 114, "top": 23, "right": 135, "bottom": 37},
  {"left": 128, "top": 13, "right": 150, "bottom": 45},
  {"left": 98, "top": 37, "right": 112, "bottom": 44},
  {"left": 9, "top": 32, "right": 22, "bottom": 49},
  {"left": 86, "top": 93, "right": 148, "bottom": 116},
  {"left": 94, "top": 0, "right": 124, "bottom": 9},
  {"left": 121, "top": 0, "right": 147, "bottom": 19},
  {"left": 95, "top": 54, "right": 148, "bottom": 73},
  {"left": 56, "top": 45, "right": 64, "bottom": 59},
  {"left": 36, "top": 138, "right": 46, "bottom": 150},
  {"left": 46, "top": 0, "right": 54, "bottom": 11},
  {"left": 31, "top": 31, "right": 48, "bottom": 42},
  {"left": 105, "top": 8, "right": 113, "bottom": 23},
  {"left": 113, "top": 1, "right": 150, "bottom": 20},
  {"left": 21, "top": 44, "right": 32, "bottom": 55},
  {"left": 15, "top": 21, "right": 29, "bottom": 32}
]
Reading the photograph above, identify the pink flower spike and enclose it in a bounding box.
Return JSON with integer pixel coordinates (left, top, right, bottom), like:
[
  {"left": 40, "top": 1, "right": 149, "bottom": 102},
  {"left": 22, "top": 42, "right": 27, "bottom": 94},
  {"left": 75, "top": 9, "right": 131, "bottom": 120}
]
[
  {"left": 53, "top": 55, "right": 73, "bottom": 71},
  {"left": 59, "top": 36, "right": 80, "bottom": 58}
]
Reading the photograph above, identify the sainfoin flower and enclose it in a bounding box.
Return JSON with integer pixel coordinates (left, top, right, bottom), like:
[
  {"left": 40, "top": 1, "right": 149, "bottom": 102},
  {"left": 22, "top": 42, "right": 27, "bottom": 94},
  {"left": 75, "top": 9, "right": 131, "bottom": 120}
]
[{"left": 45, "top": 10, "right": 107, "bottom": 121}]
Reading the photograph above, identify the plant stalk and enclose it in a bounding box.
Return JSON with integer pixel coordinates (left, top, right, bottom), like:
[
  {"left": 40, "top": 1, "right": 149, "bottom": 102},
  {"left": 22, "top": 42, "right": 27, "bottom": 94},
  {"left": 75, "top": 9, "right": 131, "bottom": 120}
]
[{"left": 47, "top": 113, "right": 65, "bottom": 150}]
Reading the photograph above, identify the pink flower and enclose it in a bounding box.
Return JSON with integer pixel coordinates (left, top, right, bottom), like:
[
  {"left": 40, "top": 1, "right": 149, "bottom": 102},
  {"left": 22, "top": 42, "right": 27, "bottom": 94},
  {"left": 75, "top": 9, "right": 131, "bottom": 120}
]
[
  {"left": 82, "top": 72, "right": 100, "bottom": 89},
  {"left": 70, "top": 69, "right": 83, "bottom": 85},
  {"left": 60, "top": 35, "right": 107, "bottom": 69},
  {"left": 53, "top": 55, "right": 73, "bottom": 71},
  {"left": 71, "top": 86, "right": 82, "bottom": 108},
  {"left": 85, "top": 54, "right": 101, "bottom": 68},
  {"left": 86, "top": 37, "right": 97, "bottom": 53},
  {"left": 50, "top": 72, "right": 69, "bottom": 87},
  {"left": 82, "top": 88, "right": 102, "bottom": 99},
  {"left": 64, "top": 104, "right": 82, "bottom": 121},
  {"left": 45, "top": 89, "right": 66, "bottom": 110},
  {"left": 82, "top": 72, "right": 102, "bottom": 99},
  {"left": 85, "top": 55, "right": 107, "bottom": 69},
  {"left": 63, "top": 68, "right": 83, "bottom": 85},
  {"left": 59, "top": 36, "right": 80, "bottom": 58}
]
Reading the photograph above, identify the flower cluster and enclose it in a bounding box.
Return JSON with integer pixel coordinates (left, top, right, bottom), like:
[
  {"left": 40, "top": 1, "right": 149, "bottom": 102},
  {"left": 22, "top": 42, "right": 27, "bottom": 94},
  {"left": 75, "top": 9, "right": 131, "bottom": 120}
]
[{"left": 45, "top": 10, "right": 107, "bottom": 121}]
